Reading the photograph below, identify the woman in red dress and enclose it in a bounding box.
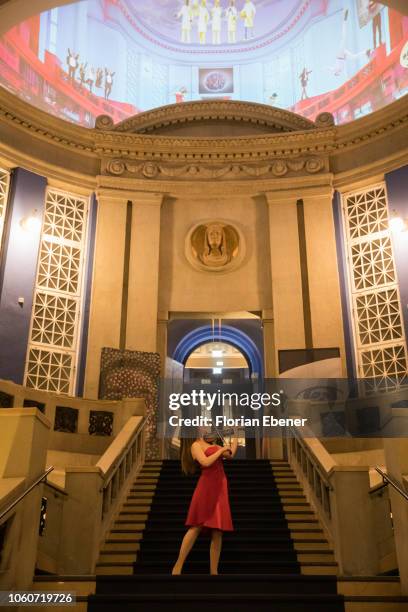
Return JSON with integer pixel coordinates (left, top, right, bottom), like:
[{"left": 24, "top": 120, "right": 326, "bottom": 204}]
[{"left": 172, "top": 432, "right": 238, "bottom": 575}]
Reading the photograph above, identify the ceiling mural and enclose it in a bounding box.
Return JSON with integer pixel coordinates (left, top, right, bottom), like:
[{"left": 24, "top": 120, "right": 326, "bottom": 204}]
[{"left": 0, "top": 0, "right": 406, "bottom": 127}]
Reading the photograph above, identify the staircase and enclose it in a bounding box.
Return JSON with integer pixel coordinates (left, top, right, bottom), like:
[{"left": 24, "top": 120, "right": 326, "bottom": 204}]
[
  {"left": 89, "top": 458, "right": 345, "bottom": 611},
  {"left": 32, "top": 458, "right": 408, "bottom": 611}
]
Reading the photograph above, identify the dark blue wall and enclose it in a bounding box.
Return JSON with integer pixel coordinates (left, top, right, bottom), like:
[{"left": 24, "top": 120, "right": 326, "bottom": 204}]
[
  {"left": 385, "top": 166, "right": 408, "bottom": 343},
  {"left": 332, "top": 192, "right": 357, "bottom": 378},
  {"left": 76, "top": 194, "right": 98, "bottom": 396},
  {"left": 0, "top": 169, "right": 47, "bottom": 384}
]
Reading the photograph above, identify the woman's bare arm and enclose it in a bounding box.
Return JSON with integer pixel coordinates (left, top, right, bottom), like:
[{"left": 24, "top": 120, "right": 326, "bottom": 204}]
[{"left": 191, "top": 443, "right": 230, "bottom": 467}]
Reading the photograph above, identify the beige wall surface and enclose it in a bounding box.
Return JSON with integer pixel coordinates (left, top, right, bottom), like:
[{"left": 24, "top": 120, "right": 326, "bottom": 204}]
[{"left": 158, "top": 195, "right": 272, "bottom": 313}]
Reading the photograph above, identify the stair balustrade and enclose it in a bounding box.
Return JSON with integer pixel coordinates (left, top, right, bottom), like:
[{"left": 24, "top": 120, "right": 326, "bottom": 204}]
[
  {"left": 47, "top": 415, "right": 148, "bottom": 575},
  {"left": 0, "top": 379, "right": 145, "bottom": 438},
  {"left": 287, "top": 424, "right": 398, "bottom": 577}
]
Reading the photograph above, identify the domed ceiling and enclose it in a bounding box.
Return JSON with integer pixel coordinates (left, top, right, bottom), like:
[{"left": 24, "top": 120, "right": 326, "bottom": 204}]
[{"left": 0, "top": 0, "right": 407, "bottom": 128}]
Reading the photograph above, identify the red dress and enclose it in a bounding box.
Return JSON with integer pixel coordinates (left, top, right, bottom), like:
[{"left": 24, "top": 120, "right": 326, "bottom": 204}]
[{"left": 185, "top": 445, "right": 234, "bottom": 531}]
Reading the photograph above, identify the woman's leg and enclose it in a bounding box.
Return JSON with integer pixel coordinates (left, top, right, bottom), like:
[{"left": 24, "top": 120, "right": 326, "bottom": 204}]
[
  {"left": 210, "top": 529, "right": 223, "bottom": 575},
  {"left": 172, "top": 526, "right": 202, "bottom": 575}
]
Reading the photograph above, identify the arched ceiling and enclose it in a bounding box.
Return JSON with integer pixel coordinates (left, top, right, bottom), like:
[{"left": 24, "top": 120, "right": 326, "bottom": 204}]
[
  {"left": 0, "top": 0, "right": 407, "bottom": 128},
  {"left": 0, "top": 0, "right": 408, "bottom": 36},
  {"left": 1, "top": 0, "right": 407, "bottom": 37}
]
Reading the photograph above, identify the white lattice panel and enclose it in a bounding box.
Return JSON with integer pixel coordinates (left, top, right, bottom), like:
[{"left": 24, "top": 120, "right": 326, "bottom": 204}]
[
  {"left": 31, "top": 291, "right": 77, "bottom": 348},
  {"left": 0, "top": 167, "right": 11, "bottom": 247},
  {"left": 25, "top": 188, "right": 89, "bottom": 395},
  {"left": 25, "top": 347, "right": 72, "bottom": 394},
  {"left": 342, "top": 183, "right": 408, "bottom": 388}
]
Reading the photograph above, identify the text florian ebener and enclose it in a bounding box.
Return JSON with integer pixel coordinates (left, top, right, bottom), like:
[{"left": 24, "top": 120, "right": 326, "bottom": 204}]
[{"left": 167, "top": 390, "right": 308, "bottom": 428}]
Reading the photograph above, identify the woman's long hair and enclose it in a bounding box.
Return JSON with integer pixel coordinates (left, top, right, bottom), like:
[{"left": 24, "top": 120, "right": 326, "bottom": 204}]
[{"left": 180, "top": 438, "right": 198, "bottom": 475}]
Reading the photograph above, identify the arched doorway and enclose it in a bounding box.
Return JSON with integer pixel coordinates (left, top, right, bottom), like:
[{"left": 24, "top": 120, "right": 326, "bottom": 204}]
[
  {"left": 184, "top": 341, "right": 250, "bottom": 384},
  {"left": 169, "top": 321, "right": 264, "bottom": 458},
  {"left": 173, "top": 323, "right": 263, "bottom": 378}
]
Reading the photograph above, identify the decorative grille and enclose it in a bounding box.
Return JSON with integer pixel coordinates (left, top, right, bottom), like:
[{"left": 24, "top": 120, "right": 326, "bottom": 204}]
[
  {"left": 0, "top": 167, "right": 11, "bottom": 248},
  {"left": 25, "top": 188, "right": 89, "bottom": 394},
  {"left": 341, "top": 183, "right": 408, "bottom": 390}
]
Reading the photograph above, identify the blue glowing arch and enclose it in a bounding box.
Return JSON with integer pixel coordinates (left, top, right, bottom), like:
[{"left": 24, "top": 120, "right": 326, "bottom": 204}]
[{"left": 173, "top": 324, "right": 263, "bottom": 376}]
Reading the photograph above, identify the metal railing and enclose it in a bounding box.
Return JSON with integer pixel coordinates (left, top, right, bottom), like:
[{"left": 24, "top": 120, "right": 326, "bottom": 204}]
[
  {"left": 375, "top": 467, "right": 408, "bottom": 502},
  {"left": 0, "top": 467, "right": 54, "bottom": 522}
]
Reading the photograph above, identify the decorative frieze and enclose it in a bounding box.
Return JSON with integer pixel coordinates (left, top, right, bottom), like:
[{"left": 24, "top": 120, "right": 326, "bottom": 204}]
[{"left": 104, "top": 156, "right": 325, "bottom": 180}]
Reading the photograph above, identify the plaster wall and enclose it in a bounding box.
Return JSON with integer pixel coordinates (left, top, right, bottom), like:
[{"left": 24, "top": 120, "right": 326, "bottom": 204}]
[{"left": 158, "top": 195, "right": 272, "bottom": 313}]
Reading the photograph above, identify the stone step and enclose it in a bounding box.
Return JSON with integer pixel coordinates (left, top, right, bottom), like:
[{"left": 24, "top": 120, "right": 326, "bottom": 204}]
[{"left": 338, "top": 578, "right": 402, "bottom": 597}]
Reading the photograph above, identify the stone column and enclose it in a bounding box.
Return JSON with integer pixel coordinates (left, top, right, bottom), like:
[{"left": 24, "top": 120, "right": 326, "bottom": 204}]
[
  {"left": 264, "top": 191, "right": 304, "bottom": 460},
  {"left": 383, "top": 439, "right": 408, "bottom": 594},
  {"left": 302, "top": 185, "right": 346, "bottom": 370},
  {"left": 261, "top": 308, "right": 283, "bottom": 459},
  {"left": 84, "top": 190, "right": 128, "bottom": 399},
  {"left": 126, "top": 193, "right": 163, "bottom": 354},
  {"left": 157, "top": 311, "right": 169, "bottom": 376},
  {"left": 265, "top": 191, "right": 305, "bottom": 361},
  {"left": 262, "top": 308, "right": 277, "bottom": 378}
]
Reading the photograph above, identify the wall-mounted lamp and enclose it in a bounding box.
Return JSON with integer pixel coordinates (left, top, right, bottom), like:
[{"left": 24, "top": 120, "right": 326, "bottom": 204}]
[
  {"left": 213, "top": 367, "right": 222, "bottom": 375},
  {"left": 390, "top": 209, "right": 408, "bottom": 234},
  {"left": 20, "top": 209, "right": 41, "bottom": 233}
]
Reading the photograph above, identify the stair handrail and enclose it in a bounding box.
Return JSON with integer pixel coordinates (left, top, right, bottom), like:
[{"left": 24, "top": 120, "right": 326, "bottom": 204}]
[
  {"left": 101, "top": 416, "right": 147, "bottom": 487},
  {"left": 375, "top": 467, "right": 408, "bottom": 502},
  {"left": 98, "top": 415, "right": 148, "bottom": 521},
  {"left": 0, "top": 466, "right": 54, "bottom": 522},
  {"left": 289, "top": 425, "right": 334, "bottom": 490}
]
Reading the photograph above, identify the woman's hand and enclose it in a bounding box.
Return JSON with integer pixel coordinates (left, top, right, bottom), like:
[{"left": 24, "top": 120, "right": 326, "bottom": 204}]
[{"left": 222, "top": 446, "right": 233, "bottom": 457}]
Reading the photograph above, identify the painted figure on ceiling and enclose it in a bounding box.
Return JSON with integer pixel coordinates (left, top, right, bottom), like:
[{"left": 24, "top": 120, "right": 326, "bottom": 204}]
[
  {"left": 211, "top": 0, "right": 223, "bottom": 45},
  {"left": 178, "top": 0, "right": 193, "bottom": 43},
  {"left": 197, "top": 0, "right": 210, "bottom": 44},
  {"left": 240, "top": 0, "right": 256, "bottom": 40},
  {"left": 226, "top": 0, "right": 238, "bottom": 43}
]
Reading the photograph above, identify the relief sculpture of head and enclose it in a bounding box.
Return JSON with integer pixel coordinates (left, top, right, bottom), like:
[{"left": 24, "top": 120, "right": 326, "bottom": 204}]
[{"left": 186, "top": 220, "right": 243, "bottom": 273}]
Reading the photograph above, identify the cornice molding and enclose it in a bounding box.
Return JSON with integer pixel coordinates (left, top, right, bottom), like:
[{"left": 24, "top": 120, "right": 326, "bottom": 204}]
[
  {"left": 96, "top": 171, "right": 334, "bottom": 197},
  {"left": 99, "top": 100, "right": 317, "bottom": 134},
  {"left": 0, "top": 87, "right": 407, "bottom": 186}
]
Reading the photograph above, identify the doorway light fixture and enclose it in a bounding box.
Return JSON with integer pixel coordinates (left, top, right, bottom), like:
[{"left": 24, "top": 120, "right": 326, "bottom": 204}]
[{"left": 213, "top": 367, "right": 222, "bottom": 374}]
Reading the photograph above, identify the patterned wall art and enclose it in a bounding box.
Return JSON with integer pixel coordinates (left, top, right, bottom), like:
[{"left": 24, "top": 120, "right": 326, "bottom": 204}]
[{"left": 99, "top": 348, "right": 161, "bottom": 459}]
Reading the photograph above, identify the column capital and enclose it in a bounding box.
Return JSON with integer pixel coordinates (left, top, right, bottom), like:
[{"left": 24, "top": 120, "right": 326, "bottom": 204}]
[
  {"left": 131, "top": 192, "right": 164, "bottom": 207},
  {"left": 95, "top": 188, "right": 132, "bottom": 203},
  {"left": 96, "top": 189, "right": 164, "bottom": 207},
  {"left": 264, "top": 183, "right": 333, "bottom": 205}
]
